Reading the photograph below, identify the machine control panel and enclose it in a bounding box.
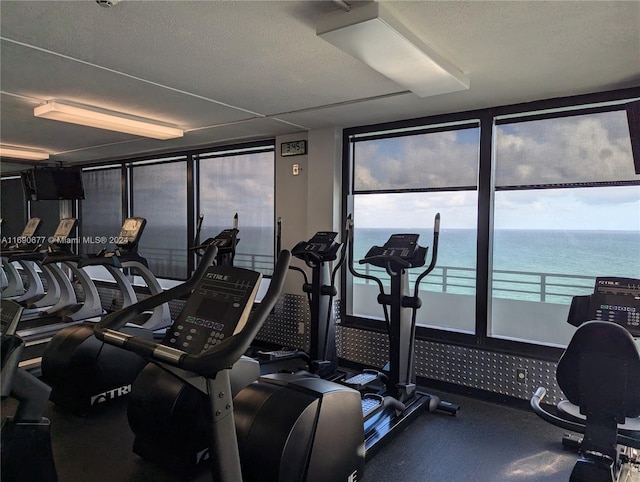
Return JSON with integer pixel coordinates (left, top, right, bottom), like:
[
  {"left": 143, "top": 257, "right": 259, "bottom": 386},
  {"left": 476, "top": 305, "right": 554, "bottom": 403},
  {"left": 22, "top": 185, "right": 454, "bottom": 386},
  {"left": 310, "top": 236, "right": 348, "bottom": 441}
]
[
  {"left": 50, "top": 218, "right": 78, "bottom": 245},
  {"left": 1, "top": 299, "right": 23, "bottom": 337},
  {"left": 162, "top": 265, "right": 262, "bottom": 355},
  {"left": 292, "top": 231, "right": 340, "bottom": 261},
  {"left": 588, "top": 277, "right": 640, "bottom": 336},
  {"left": 116, "top": 217, "right": 146, "bottom": 249},
  {"left": 363, "top": 234, "right": 426, "bottom": 269},
  {"left": 210, "top": 229, "right": 238, "bottom": 249},
  {"left": 21, "top": 217, "right": 42, "bottom": 238},
  {"left": 378, "top": 234, "right": 419, "bottom": 258}
]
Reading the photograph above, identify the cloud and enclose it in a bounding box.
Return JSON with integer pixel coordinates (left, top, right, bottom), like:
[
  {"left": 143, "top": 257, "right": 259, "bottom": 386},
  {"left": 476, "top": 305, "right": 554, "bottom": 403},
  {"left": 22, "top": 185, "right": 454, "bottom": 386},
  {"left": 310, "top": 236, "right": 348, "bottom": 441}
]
[
  {"left": 354, "top": 128, "right": 479, "bottom": 191},
  {"left": 353, "top": 110, "right": 639, "bottom": 231},
  {"left": 495, "top": 111, "right": 637, "bottom": 186}
]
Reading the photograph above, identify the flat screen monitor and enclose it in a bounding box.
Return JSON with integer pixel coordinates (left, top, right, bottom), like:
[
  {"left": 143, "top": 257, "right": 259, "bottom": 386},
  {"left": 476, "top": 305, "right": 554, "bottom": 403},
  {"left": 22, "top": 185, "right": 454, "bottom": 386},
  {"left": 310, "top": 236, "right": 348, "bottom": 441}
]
[{"left": 25, "top": 168, "right": 85, "bottom": 200}]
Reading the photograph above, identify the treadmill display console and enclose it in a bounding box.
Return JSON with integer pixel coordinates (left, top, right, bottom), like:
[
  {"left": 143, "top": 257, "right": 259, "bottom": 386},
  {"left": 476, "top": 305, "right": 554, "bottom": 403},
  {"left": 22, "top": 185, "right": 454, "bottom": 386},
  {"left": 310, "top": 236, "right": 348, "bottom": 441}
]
[
  {"left": 588, "top": 277, "right": 640, "bottom": 336},
  {"left": 162, "top": 265, "right": 262, "bottom": 355},
  {"left": 1, "top": 299, "right": 23, "bottom": 337},
  {"left": 21, "top": 217, "right": 42, "bottom": 238},
  {"left": 50, "top": 218, "right": 77, "bottom": 244},
  {"left": 116, "top": 217, "right": 146, "bottom": 248}
]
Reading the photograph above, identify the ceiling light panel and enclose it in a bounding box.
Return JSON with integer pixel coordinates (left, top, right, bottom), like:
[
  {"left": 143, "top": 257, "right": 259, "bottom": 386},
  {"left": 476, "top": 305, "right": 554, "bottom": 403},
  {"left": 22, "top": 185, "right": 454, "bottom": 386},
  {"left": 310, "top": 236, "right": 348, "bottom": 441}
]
[
  {"left": 317, "top": 2, "right": 469, "bottom": 98},
  {"left": 34, "top": 100, "right": 184, "bottom": 140},
  {"left": 0, "top": 145, "right": 50, "bottom": 160}
]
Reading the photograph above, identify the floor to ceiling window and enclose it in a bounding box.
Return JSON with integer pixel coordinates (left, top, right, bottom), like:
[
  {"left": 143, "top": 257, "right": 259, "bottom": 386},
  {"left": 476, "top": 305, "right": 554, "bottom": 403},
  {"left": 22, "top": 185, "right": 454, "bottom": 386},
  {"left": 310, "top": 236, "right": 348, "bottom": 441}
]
[
  {"left": 491, "top": 107, "right": 640, "bottom": 347},
  {"left": 343, "top": 90, "right": 640, "bottom": 353},
  {"left": 197, "top": 144, "right": 275, "bottom": 275},
  {"left": 347, "top": 122, "right": 480, "bottom": 334}
]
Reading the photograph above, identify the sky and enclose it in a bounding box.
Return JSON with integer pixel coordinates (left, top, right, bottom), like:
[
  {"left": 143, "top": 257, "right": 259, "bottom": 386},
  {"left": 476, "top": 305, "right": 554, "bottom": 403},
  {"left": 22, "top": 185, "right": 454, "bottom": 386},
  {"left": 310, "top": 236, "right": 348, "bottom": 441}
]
[
  {"left": 352, "top": 110, "right": 640, "bottom": 231},
  {"left": 78, "top": 110, "right": 640, "bottom": 235}
]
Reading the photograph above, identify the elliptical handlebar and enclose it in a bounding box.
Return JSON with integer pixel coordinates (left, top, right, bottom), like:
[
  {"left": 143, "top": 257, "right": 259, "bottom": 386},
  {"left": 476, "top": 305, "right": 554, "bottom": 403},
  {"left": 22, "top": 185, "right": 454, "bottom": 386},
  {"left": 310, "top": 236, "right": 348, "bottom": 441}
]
[
  {"left": 414, "top": 213, "right": 440, "bottom": 296},
  {"left": 358, "top": 255, "right": 411, "bottom": 277},
  {"left": 346, "top": 215, "right": 390, "bottom": 324},
  {"left": 95, "top": 247, "right": 292, "bottom": 380},
  {"left": 194, "top": 213, "right": 205, "bottom": 247},
  {"left": 96, "top": 244, "right": 218, "bottom": 332}
]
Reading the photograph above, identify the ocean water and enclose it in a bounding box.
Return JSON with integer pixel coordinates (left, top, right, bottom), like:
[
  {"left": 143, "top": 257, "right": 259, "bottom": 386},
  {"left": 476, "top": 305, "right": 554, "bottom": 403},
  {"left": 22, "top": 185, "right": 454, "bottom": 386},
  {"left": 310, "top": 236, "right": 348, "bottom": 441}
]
[
  {"left": 351, "top": 228, "right": 639, "bottom": 279},
  {"left": 137, "top": 225, "right": 276, "bottom": 277},
  {"left": 135, "top": 224, "right": 639, "bottom": 293}
]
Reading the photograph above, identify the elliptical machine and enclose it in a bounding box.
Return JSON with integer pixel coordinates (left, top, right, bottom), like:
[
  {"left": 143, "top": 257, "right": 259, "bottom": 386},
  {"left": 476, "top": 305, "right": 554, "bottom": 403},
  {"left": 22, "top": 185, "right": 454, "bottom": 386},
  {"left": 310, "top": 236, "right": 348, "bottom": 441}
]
[
  {"left": 123, "top": 213, "right": 259, "bottom": 473},
  {"left": 95, "top": 248, "right": 366, "bottom": 482},
  {"left": 531, "top": 277, "right": 640, "bottom": 482},
  {"left": 345, "top": 213, "right": 459, "bottom": 455},
  {"left": 253, "top": 229, "right": 346, "bottom": 377},
  {"left": 191, "top": 212, "right": 240, "bottom": 267}
]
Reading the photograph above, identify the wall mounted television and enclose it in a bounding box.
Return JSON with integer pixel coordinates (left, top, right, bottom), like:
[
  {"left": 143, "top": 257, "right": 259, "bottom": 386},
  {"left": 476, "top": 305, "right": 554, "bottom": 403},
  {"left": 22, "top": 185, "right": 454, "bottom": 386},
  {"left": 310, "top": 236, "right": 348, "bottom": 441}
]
[{"left": 21, "top": 167, "right": 85, "bottom": 201}]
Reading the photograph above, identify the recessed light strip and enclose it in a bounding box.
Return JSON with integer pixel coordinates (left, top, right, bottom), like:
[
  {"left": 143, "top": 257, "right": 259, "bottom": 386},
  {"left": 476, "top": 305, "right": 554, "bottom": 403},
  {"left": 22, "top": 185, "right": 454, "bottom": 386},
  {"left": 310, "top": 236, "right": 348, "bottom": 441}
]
[
  {"left": 34, "top": 100, "right": 183, "bottom": 140},
  {"left": 0, "top": 145, "right": 50, "bottom": 161}
]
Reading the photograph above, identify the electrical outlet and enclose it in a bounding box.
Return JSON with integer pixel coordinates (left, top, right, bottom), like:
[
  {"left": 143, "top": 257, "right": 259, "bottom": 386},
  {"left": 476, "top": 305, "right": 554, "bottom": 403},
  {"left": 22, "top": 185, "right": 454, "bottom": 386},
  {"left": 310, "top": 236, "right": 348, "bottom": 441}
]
[{"left": 516, "top": 368, "right": 527, "bottom": 383}]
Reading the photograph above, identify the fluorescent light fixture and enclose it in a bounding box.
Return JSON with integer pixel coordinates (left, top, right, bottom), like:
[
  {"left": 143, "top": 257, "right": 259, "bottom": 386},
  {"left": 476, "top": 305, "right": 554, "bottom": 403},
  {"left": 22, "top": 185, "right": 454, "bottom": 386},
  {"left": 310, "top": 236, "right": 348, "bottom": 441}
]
[
  {"left": 34, "top": 100, "right": 183, "bottom": 140},
  {"left": 317, "top": 2, "right": 469, "bottom": 97},
  {"left": 0, "top": 145, "right": 50, "bottom": 161}
]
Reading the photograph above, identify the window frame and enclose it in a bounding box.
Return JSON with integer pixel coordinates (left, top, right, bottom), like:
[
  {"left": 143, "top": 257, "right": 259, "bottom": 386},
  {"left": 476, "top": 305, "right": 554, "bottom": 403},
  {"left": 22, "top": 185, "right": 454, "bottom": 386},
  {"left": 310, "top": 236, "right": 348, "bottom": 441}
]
[
  {"left": 342, "top": 87, "right": 640, "bottom": 361},
  {"left": 74, "top": 139, "right": 276, "bottom": 282}
]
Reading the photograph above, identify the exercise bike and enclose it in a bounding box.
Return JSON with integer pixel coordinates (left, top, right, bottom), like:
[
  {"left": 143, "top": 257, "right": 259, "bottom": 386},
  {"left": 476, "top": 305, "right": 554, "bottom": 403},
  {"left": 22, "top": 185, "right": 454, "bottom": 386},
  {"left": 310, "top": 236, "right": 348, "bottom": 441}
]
[{"left": 531, "top": 277, "right": 640, "bottom": 482}]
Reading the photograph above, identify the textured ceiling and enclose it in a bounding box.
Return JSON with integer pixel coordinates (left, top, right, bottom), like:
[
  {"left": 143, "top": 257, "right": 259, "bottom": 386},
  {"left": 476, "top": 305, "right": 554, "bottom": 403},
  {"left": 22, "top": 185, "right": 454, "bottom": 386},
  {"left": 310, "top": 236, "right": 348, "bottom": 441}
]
[{"left": 1, "top": 0, "right": 639, "bottom": 172}]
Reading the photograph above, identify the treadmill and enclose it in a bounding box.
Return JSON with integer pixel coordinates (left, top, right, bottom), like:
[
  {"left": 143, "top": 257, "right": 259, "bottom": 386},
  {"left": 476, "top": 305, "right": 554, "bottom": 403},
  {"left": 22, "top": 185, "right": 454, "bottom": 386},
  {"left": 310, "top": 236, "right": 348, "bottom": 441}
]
[{"left": 1, "top": 218, "right": 44, "bottom": 299}]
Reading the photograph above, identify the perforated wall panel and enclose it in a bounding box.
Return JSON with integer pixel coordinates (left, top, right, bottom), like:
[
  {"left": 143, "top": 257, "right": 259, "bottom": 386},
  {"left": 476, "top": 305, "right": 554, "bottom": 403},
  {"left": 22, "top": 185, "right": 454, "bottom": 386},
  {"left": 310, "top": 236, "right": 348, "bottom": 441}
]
[
  {"left": 255, "top": 293, "right": 310, "bottom": 351},
  {"left": 337, "top": 324, "right": 565, "bottom": 405},
  {"left": 79, "top": 286, "right": 566, "bottom": 404}
]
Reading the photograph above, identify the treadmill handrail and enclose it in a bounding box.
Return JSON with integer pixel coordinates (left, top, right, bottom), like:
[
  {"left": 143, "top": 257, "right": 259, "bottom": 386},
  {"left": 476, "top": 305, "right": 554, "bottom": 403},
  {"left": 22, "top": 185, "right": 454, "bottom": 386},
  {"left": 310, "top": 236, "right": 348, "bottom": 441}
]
[
  {"left": 77, "top": 251, "right": 149, "bottom": 269},
  {"left": 95, "top": 248, "right": 292, "bottom": 379},
  {"left": 346, "top": 215, "right": 389, "bottom": 324},
  {"left": 96, "top": 244, "right": 217, "bottom": 330}
]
